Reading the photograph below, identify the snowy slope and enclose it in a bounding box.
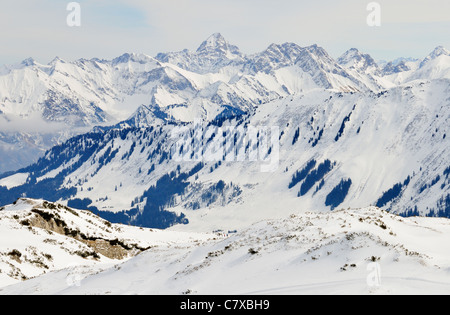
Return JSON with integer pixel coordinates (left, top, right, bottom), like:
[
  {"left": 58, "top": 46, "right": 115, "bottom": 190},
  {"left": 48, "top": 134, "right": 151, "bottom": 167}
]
[
  {"left": 383, "top": 47, "right": 450, "bottom": 84},
  {"left": 337, "top": 48, "right": 380, "bottom": 75},
  {"left": 0, "top": 198, "right": 214, "bottom": 288},
  {"left": 1, "top": 36, "right": 449, "bottom": 296},
  {"left": 0, "top": 76, "right": 448, "bottom": 232},
  {"left": 1, "top": 34, "right": 449, "bottom": 174},
  {"left": 2, "top": 206, "right": 450, "bottom": 295}
]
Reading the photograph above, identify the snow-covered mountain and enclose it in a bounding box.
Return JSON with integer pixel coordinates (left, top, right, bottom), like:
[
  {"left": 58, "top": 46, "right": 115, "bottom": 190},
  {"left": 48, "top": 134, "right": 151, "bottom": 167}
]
[
  {"left": 2, "top": 204, "right": 450, "bottom": 295},
  {"left": 420, "top": 46, "right": 450, "bottom": 68},
  {"left": 156, "top": 33, "right": 245, "bottom": 74},
  {"left": 7, "top": 34, "right": 448, "bottom": 173},
  {"left": 0, "top": 34, "right": 387, "bottom": 173},
  {"left": 0, "top": 76, "right": 448, "bottom": 232},
  {"left": 2, "top": 33, "right": 379, "bottom": 129},
  {"left": 382, "top": 46, "right": 450, "bottom": 84},
  {"left": 1, "top": 34, "right": 450, "bottom": 296},
  {"left": 337, "top": 48, "right": 379, "bottom": 75},
  {"left": 0, "top": 198, "right": 214, "bottom": 288}
]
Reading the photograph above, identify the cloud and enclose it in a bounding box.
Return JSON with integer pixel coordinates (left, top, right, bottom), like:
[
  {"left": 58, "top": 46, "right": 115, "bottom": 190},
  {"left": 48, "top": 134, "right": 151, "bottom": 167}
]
[{"left": 0, "top": 112, "right": 67, "bottom": 134}]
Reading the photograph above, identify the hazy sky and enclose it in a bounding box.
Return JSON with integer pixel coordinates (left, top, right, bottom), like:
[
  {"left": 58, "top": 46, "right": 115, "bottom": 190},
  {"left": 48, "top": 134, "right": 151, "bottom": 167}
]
[{"left": 1, "top": 0, "right": 449, "bottom": 65}]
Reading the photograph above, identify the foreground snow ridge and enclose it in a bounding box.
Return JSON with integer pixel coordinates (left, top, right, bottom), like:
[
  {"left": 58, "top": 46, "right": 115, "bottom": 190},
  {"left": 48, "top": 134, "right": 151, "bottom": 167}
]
[
  {"left": 1, "top": 199, "right": 450, "bottom": 295},
  {"left": 0, "top": 198, "right": 215, "bottom": 289}
]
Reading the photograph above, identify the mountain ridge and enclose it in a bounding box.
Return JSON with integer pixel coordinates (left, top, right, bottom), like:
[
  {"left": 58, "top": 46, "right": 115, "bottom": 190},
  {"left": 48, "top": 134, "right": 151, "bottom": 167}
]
[
  {"left": 3, "top": 203, "right": 450, "bottom": 294},
  {"left": 0, "top": 35, "right": 448, "bottom": 232}
]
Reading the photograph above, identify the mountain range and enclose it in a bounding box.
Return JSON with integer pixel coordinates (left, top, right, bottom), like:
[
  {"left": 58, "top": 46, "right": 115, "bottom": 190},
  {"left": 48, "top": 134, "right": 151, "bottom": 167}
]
[
  {"left": 2, "top": 199, "right": 450, "bottom": 294},
  {"left": 1, "top": 33, "right": 448, "bottom": 174},
  {"left": 0, "top": 34, "right": 448, "bottom": 231},
  {"left": 0, "top": 34, "right": 450, "bottom": 295}
]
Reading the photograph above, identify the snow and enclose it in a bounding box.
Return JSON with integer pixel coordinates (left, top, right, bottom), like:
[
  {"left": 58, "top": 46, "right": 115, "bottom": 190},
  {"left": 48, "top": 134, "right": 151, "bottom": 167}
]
[
  {"left": 36, "top": 156, "right": 81, "bottom": 183},
  {"left": 24, "top": 78, "right": 444, "bottom": 225},
  {"left": 0, "top": 199, "right": 216, "bottom": 289},
  {"left": 0, "top": 173, "right": 29, "bottom": 189},
  {"left": 0, "top": 37, "right": 449, "bottom": 295},
  {"left": 1, "top": 75, "right": 445, "bottom": 232}
]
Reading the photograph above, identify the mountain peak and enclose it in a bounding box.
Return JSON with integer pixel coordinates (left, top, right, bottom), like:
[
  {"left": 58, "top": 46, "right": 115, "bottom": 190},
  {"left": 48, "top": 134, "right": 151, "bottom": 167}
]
[
  {"left": 21, "top": 57, "right": 36, "bottom": 67},
  {"left": 122, "top": 104, "right": 169, "bottom": 128},
  {"left": 112, "top": 52, "right": 154, "bottom": 65},
  {"left": 209, "top": 32, "right": 226, "bottom": 42},
  {"left": 112, "top": 53, "right": 134, "bottom": 64},
  {"left": 338, "top": 48, "right": 370, "bottom": 60},
  {"left": 429, "top": 46, "right": 450, "bottom": 59},
  {"left": 304, "top": 44, "right": 330, "bottom": 58},
  {"left": 382, "top": 60, "right": 412, "bottom": 75},
  {"left": 246, "top": 42, "right": 303, "bottom": 74},
  {"left": 262, "top": 42, "right": 301, "bottom": 55},
  {"left": 296, "top": 44, "right": 336, "bottom": 66},
  {"left": 49, "top": 56, "right": 65, "bottom": 66},
  {"left": 341, "top": 48, "right": 361, "bottom": 57},
  {"left": 197, "top": 33, "right": 227, "bottom": 51},
  {"left": 196, "top": 33, "right": 240, "bottom": 56}
]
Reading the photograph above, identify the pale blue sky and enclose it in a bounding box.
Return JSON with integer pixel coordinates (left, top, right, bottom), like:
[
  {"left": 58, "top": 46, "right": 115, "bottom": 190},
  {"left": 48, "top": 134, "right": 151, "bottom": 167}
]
[{"left": 0, "top": 0, "right": 449, "bottom": 65}]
